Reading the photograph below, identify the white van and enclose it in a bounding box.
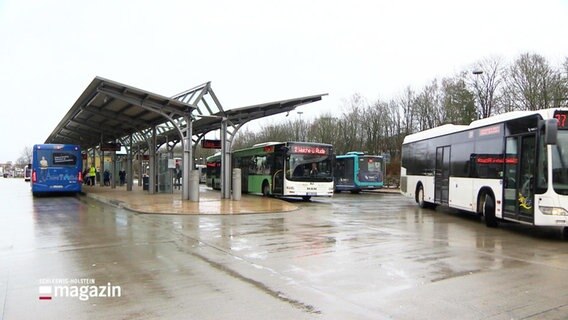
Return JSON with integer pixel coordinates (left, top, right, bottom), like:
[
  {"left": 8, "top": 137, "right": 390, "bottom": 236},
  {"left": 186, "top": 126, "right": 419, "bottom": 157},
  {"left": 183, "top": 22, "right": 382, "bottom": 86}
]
[{"left": 24, "top": 164, "right": 32, "bottom": 182}]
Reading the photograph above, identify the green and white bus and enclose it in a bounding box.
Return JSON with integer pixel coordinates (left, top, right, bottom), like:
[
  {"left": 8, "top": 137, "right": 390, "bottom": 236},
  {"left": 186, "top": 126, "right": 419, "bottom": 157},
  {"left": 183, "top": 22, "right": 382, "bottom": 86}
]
[{"left": 207, "top": 141, "right": 334, "bottom": 200}]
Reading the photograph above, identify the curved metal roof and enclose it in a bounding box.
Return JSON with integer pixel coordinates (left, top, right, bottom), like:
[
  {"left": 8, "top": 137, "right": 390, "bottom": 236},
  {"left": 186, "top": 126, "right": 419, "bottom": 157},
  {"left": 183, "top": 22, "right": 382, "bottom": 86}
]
[
  {"left": 45, "top": 77, "right": 194, "bottom": 148},
  {"left": 45, "top": 76, "right": 327, "bottom": 150}
]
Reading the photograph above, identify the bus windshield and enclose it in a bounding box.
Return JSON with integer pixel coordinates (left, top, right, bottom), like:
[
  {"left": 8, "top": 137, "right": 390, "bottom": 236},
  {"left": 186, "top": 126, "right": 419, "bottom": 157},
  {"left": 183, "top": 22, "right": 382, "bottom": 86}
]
[
  {"left": 552, "top": 130, "right": 568, "bottom": 195},
  {"left": 286, "top": 154, "right": 333, "bottom": 181}
]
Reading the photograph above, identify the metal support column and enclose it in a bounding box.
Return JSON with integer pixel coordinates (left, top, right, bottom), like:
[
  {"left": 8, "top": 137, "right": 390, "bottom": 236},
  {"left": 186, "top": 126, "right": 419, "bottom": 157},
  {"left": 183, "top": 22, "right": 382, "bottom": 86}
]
[
  {"left": 137, "top": 145, "right": 142, "bottom": 187},
  {"left": 148, "top": 127, "right": 156, "bottom": 194},
  {"left": 221, "top": 118, "right": 231, "bottom": 199},
  {"left": 111, "top": 150, "right": 116, "bottom": 189},
  {"left": 182, "top": 110, "right": 194, "bottom": 200},
  {"left": 99, "top": 149, "right": 104, "bottom": 187},
  {"left": 127, "top": 135, "right": 133, "bottom": 191}
]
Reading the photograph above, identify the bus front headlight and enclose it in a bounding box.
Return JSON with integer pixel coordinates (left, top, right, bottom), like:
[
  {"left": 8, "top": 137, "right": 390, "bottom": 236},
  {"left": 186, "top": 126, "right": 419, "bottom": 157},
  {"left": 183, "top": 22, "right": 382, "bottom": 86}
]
[{"left": 540, "top": 206, "right": 568, "bottom": 216}]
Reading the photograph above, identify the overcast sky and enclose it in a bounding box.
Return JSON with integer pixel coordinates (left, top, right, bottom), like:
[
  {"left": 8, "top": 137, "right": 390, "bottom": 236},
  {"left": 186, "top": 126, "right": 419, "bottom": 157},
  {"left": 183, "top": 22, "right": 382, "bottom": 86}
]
[{"left": 1, "top": 0, "right": 567, "bottom": 163}]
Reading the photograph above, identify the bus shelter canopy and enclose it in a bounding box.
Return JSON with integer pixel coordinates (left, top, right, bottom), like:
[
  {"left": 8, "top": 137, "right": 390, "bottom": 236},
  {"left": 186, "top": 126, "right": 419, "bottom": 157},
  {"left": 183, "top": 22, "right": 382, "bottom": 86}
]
[
  {"left": 45, "top": 77, "right": 195, "bottom": 149},
  {"left": 148, "top": 93, "right": 328, "bottom": 149},
  {"left": 45, "top": 76, "right": 327, "bottom": 150}
]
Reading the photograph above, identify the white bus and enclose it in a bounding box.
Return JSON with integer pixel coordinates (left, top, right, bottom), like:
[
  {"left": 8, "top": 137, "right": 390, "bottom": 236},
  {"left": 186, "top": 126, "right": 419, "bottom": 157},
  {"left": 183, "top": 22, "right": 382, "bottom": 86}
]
[{"left": 401, "top": 108, "right": 568, "bottom": 232}]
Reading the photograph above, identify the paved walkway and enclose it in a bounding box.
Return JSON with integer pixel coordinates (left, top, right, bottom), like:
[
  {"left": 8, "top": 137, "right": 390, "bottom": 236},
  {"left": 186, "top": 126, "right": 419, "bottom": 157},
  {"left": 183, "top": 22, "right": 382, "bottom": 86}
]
[{"left": 82, "top": 184, "right": 299, "bottom": 215}]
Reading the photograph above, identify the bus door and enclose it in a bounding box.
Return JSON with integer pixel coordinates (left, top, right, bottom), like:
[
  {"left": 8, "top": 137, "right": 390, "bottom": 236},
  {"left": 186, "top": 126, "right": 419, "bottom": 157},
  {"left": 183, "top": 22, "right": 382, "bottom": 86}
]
[
  {"left": 435, "top": 146, "right": 450, "bottom": 204},
  {"left": 503, "top": 135, "right": 535, "bottom": 222},
  {"left": 272, "top": 152, "right": 285, "bottom": 195}
]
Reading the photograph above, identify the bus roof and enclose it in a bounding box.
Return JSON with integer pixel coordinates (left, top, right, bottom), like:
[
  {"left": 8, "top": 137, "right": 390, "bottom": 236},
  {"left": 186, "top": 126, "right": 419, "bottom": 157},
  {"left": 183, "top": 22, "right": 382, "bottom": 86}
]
[
  {"left": 336, "top": 152, "right": 383, "bottom": 159},
  {"left": 252, "top": 142, "right": 284, "bottom": 147},
  {"left": 403, "top": 124, "right": 468, "bottom": 144},
  {"left": 34, "top": 144, "right": 81, "bottom": 150},
  {"left": 403, "top": 108, "right": 568, "bottom": 144}
]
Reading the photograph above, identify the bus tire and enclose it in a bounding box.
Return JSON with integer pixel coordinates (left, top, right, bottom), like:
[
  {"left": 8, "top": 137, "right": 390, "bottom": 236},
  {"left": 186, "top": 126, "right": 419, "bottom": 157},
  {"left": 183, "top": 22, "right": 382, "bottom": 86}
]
[
  {"left": 483, "top": 193, "right": 498, "bottom": 228},
  {"left": 561, "top": 227, "right": 568, "bottom": 240},
  {"left": 262, "top": 180, "right": 270, "bottom": 196},
  {"left": 416, "top": 184, "right": 430, "bottom": 209}
]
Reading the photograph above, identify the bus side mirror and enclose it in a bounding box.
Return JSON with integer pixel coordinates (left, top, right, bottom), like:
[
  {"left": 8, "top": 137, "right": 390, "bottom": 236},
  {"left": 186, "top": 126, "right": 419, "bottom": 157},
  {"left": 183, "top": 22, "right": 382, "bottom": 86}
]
[{"left": 544, "top": 119, "right": 558, "bottom": 145}]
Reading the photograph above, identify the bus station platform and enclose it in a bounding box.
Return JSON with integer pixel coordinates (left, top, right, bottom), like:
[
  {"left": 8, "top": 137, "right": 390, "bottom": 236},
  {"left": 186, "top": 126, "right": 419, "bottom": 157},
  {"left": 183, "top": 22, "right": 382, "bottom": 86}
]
[{"left": 81, "top": 184, "right": 299, "bottom": 215}]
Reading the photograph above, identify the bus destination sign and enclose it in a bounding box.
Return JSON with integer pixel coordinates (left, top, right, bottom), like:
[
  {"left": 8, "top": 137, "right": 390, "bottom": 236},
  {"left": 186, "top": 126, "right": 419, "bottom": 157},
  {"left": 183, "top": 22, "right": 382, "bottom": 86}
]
[
  {"left": 554, "top": 111, "right": 568, "bottom": 129},
  {"left": 291, "top": 145, "right": 328, "bottom": 155}
]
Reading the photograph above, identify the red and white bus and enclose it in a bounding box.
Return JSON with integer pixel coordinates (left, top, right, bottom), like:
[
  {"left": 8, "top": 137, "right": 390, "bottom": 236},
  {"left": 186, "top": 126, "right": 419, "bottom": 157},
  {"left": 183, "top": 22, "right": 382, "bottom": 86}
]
[{"left": 401, "top": 108, "right": 568, "bottom": 232}]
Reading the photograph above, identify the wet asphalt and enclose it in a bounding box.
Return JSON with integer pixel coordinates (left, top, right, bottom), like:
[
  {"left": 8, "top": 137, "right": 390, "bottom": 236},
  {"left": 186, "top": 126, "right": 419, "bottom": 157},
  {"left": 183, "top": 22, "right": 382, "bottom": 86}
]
[{"left": 1, "top": 178, "right": 568, "bottom": 320}]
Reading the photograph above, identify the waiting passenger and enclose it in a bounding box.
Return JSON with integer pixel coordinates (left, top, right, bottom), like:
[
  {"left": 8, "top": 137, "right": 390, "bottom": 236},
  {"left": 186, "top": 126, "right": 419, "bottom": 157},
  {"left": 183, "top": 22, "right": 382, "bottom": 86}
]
[{"left": 103, "top": 170, "right": 110, "bottom": 186}]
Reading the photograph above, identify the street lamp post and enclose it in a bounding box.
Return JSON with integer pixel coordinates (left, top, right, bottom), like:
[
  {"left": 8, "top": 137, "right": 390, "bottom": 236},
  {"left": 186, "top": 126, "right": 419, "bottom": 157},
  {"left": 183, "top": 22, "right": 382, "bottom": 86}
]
[
  {"left": 297, "top": 111, "right": 303, "bottom": 141},
  {"left": 473, "top": 70, "right": 483, "bottom": 119}
]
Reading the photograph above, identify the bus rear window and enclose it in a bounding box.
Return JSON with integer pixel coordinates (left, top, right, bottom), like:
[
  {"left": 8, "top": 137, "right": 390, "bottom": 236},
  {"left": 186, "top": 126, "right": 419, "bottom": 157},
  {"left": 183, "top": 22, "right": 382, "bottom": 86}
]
[
  {"left": 53, "top": 152, "right": 77, "bottom": 166},
  {"left": 37, "top": 151, "right": 78, "bottom": 166}
]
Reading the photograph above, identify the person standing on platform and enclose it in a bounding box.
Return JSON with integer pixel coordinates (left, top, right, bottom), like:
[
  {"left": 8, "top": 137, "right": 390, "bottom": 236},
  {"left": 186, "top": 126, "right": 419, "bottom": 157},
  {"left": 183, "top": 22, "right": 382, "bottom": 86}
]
[
  {"left": 119, "top": 169, "right": 126, "bottom": 186},
  {"left": 174, "top": 164, "right": 182, "bottom": 190},
  {"left": 89, "top": 165, "right": 96, "bottom": 186}
]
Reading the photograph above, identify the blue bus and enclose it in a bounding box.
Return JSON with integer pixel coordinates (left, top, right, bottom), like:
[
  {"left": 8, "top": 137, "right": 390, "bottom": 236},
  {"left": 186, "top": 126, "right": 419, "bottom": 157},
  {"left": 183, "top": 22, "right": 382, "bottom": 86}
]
[
  {"left": 31, "top": 144, "right": 83, "bottom": 196},
  {"left": 334, "top": 152, "right": 384, "bottom": 193}
]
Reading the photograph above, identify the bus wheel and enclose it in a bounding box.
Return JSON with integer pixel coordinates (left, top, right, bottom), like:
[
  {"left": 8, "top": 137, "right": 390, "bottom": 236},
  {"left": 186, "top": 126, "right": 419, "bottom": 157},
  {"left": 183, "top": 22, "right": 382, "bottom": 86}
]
[
  {"left": 262, "top": 181, "right": 270, "bottom": 196},
  {"left": 483, "top": 194, "right": 498, "bottom": 228},
  {"left": 561, "top": 227, "right": 568, "bottom": 240},
  {"left": 417, "top": 185, "right": 427, "bottom": 208}
]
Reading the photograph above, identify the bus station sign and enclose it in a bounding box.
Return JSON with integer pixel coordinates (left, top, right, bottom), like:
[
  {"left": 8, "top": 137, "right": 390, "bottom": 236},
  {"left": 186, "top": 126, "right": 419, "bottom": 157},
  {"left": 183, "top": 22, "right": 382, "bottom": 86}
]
[
  {"left": 201, "top": 139, "right": 222, "bottom": 149},
  {"left": 101, "top": 143, "right": 121, "bottom": 151}
]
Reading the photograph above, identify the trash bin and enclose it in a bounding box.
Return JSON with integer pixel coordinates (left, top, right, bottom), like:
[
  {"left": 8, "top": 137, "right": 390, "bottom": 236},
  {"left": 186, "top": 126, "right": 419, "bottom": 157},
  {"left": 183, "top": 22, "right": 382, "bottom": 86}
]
[
  {"left": 189, "top": 170, "right": 200, "bottom": 202},
  {"left": 143, "top": 176, "right": 149, "bottom": 191},
  {"left": 232, "top": 168, "right": 241, "bottom": 201}
]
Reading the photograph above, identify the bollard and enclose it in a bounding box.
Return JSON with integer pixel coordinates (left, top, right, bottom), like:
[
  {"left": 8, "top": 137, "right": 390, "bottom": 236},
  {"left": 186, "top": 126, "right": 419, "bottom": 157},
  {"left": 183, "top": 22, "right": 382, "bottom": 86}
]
[
  {"left": 232, "top": 168, "right": 241, "bottom": 201},
  {"left": 189, "top": 170, "right": 200, "bottom": 202}
]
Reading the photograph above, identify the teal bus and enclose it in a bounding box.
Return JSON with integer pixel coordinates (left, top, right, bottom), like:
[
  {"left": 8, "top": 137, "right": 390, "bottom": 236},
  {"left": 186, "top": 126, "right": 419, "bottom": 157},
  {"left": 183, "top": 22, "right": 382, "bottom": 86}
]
[
  {"left": 207, "top": 141, "right": 334, "bottom": 200},
  {"left": 31, "top": 144, "right": 83, "bottom": 196},
  {"left": 334, "top": 152, "right": 384, "bottom": 193}
]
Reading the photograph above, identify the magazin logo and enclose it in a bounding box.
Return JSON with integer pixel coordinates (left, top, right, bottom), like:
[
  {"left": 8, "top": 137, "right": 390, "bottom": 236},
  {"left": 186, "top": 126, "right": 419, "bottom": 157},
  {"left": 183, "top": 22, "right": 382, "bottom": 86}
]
[{"left": 38, "top": 278, "right": 121, "bottom": 301}]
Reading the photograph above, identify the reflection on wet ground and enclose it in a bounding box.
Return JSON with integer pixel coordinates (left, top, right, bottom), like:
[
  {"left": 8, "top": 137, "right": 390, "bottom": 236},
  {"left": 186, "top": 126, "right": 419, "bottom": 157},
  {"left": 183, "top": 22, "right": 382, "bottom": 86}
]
[{"left": 2, "top": 179, "right": 568, "bottom": 319}]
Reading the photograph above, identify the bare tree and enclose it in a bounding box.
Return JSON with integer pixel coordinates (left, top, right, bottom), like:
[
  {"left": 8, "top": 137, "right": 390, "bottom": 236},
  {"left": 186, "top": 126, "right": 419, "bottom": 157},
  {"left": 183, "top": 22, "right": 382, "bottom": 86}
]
[
  {"left": 233, "top": 128, "right": 259, "bottom": 149},
  {"left": 503, "top": 53, "right": 559, "bottom": 111},
  {"left": 386, "top": 99, "right": 405, "bottom": 155},
  {"left": 308, "top": 113, "right": 338, "bottom": 145},
  {"left": 362, "top": 100, "right": 389, "bottom": 154},
  {"left": 470, "top": 57, "right": 504, "bottom": 118},
  {"left": 16, "top": 146, "right": 33, "bottom": 166},
  {"left": 397, "top": 87, "right": 417, "bottom": 135},
  {"left": 414, "top": 80, "right": 441, "bottom": 131},
  {"left": 553, "top": 57, "right": 568, "bottom": 107},
  {"left": 336, "top": 94, "right": 367, "bottom": 153}
]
